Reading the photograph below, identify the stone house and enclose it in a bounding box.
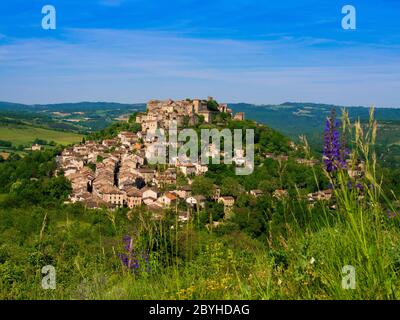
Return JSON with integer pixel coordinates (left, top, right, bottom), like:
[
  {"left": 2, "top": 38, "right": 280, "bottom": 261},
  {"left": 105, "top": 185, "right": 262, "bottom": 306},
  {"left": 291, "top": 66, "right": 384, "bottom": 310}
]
[
  {"left": 142, "top": 187, "right": 159, "bottom": 204},
  {"left": 143, "top": 120, "right": 159, "bottom": 132},
  {"left": 177, "top": 163, "right": 196, "bottom": 176},
  {"left": 102, "top": 139, "right": 116, "bottom": 148},
  {"left": 101, "top": 185, "right": 125, "bottom": 206},
  {"left": 137, "top": 168, "right": 156, "bottom": 184},
  {"left": 218, "top": 196, "right": 235, "bottom": 213},
  {"left": 195, "top": 163, "right": 209, "bottom": 175},
  {"left": 126, "top": 187, "right": 142, "bottom": 208},
  {"left": 118, "top": 132, "right": 137, "bottom": 145},
  {"left": 157, "top": 192, "right": 177, "bottom": 208},
  {"left": 172, "top": 185, "right": 192, "bottom": 199},
  {"left": 250, "top": 189, "right": 263, "bottom": 197},
  {"left": 234, "top": 112, "right": 245, "bottom": 121},
  {"left": 198, "top": 110, "right": 214, "bottom": 124},
  {"left": 31, "top": 143, "right": 42, "bottom": 151},
  {"left": 186, "top": 195, "right": 206, "bottom": 209},
  {"left": 212, "top": 185, "right": 221, "bottom": 200}
]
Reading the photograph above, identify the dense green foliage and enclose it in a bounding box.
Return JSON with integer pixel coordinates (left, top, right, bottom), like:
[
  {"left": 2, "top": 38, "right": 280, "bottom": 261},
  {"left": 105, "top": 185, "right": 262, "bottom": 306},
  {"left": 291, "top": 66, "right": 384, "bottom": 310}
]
[
  {"left": 207, "top": 99, "right": 220, "bottom": 112},
  {"left": 0, "top": 140, "right": 12, "bottom": 148},
  {"left": 0, "top": 148, "right": 71, "bottom": 208},
  {"left": 86, "top": 120, "right": 141, "bottom": 141},
  {"left": 1, "top": 108, "right": 400, "bottom": 300}
]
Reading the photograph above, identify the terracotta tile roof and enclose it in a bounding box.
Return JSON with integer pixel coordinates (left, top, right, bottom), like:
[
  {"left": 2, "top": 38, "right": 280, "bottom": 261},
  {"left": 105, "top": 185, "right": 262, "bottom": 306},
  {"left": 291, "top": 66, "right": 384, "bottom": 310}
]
[{"left": 165, "top": 192, "right": 177, "bottom": 201}]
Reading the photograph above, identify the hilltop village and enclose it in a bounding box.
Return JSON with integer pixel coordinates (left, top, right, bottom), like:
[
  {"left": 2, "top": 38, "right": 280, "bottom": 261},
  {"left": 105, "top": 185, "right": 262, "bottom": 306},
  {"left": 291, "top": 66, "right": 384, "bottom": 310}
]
[
  {"left": 57, "top": 97, "right": 365, "bottom": 219},
  {"left": 57, "top": 98, "right": 247, "bottom": 218}
]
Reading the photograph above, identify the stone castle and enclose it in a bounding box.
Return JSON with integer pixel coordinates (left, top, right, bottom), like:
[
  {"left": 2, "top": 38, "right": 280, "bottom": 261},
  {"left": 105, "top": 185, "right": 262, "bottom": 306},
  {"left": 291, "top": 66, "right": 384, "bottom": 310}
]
[{"left": 135, "top": 97, "right": 234, "bottom": 132}]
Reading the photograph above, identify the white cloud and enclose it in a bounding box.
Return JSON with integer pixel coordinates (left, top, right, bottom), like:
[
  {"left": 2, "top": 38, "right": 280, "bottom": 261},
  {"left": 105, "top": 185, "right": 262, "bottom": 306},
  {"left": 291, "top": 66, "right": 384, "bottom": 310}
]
[{"left": 0, "top": 28, "right": 399, "bottom": 106}]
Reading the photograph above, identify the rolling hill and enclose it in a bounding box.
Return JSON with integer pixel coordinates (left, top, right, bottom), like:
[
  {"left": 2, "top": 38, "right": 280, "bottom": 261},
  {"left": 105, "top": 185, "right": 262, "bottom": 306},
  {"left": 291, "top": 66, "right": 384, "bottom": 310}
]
[
  {"left": 0, "top": 125, "right": 82, "bottom": 146},
  {"left": 2, "top": 100, "right": 400, "bottom": 166},
  {"left": 0, "top": 101, "right": 146, "bottom": 133},
  {"left": 228, "top": 102, "right": 400, "bottom": 145}
]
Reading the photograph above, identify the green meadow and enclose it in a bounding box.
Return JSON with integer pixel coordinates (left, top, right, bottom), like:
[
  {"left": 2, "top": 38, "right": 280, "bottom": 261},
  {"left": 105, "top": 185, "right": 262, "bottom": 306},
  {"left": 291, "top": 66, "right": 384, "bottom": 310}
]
[{"left": 0, "top": 125, "right": 82, "bottom": 146}]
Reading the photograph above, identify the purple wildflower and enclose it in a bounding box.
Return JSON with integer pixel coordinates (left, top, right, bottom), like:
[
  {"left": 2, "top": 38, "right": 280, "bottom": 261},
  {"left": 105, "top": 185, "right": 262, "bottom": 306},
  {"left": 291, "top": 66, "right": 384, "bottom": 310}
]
[
  {"left": 123, "top": 235, "right": 133, "bottom": 252},
  {"left": 387, "top": 210, "right": 397, "bottom": 219},
  {"left": 118, "top": 235, "right": 151, "bottom": 274},
  {"left": 323, "top": 109, "right": 347, "bottom": 173},
  {"left": 347, "top": 181, "right": 353, "bottom": 190}
]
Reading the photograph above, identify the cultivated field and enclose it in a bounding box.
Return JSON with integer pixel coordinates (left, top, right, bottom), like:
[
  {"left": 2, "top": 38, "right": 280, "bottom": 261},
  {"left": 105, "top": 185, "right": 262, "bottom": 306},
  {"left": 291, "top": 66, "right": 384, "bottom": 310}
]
[{"left": 0, "top": 125, "right": 82, "bottom": 146}]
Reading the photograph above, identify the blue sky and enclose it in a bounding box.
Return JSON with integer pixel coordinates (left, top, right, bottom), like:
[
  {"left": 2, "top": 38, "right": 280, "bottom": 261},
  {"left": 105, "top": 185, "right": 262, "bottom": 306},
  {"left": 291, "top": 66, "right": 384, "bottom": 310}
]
[{"left": 0, "top": 0, "right": 399, "bottom": 106}]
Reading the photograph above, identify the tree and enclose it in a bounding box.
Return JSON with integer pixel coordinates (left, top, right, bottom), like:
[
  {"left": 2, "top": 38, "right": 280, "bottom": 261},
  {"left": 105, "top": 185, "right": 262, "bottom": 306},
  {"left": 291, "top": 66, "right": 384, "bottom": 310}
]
[
  {"left": 0, "top": 140, "right": 12, "bottom": 148},
  {"left": 207, "top": 99, "right": 219, "bottom": 112},
  {"left": 231, "top": 207, "right": 266, "bottom": 237},
  {"left": 135, "top": 177, "right": 146, "bottom": 189},
  {"left": 128, "top": 112, "right": 138, "bottom": 124},
  {"left": 258, "top": 179, "right": 279, "bottom": 194},
  {"left": 33, "top": 138, "right": 48, "bottom": 146},
  {"left": 191, "top": 176, "right": 215, "bottom": 198},
  {"left": 206, "top": 201, "right": 225, "bottom": 220},
  {"left": 129, "top": 123, "right": 141, "bottom": 133},
  {"left": 220, "top": 177, "right": 243, "bottom": 197},
  {"left": 197, "top": 115, "right": 205, "bottom": 125}
]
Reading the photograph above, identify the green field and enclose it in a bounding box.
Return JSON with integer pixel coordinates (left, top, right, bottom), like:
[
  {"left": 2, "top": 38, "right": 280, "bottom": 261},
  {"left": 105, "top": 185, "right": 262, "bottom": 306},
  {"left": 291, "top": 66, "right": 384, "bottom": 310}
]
[{"left": 0, "top": 125, "right": 82, "bottom": 146}]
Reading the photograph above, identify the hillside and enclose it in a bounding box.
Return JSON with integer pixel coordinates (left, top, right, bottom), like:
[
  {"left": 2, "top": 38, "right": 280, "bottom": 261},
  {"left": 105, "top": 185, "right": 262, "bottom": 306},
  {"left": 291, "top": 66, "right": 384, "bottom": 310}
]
[
  {"left": 4, "top": 100, "right": 400, "bottom": 145},
  {"left": 227, "top": 102, "right": 400, "bottom": 167},
  {"left": 1, "top": 103, "right": 400, "bottom": 300},
  {"left": 3, "top": 100, "right": 400, "bottom": 147},
  {"left": 0, "top": 101, "right": 145, "bottom": 113},
  {"left": 0, "top": 124, "right": 82, "bottom": 146},
  {"left": 3, "top": 100, "right": 400, "bottom": 167},
  {"left": 229, "top": 102, "right": 400, "bottom": 143},
  {"left": 0, "top": 101, "right": 146, "bottom": 132}
]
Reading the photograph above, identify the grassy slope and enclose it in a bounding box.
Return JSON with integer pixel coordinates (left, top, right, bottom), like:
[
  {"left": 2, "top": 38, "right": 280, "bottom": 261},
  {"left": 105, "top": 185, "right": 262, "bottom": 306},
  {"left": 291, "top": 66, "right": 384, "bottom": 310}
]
[{"left": 0, "top": 125, "right": 82, "bottom": 145}]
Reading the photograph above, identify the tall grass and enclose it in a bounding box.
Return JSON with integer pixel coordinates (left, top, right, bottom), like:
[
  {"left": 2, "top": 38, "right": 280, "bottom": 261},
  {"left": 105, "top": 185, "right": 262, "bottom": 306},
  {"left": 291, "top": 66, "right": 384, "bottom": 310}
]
[{"left": 260, "top": 107, "right": 400, "bottom": 299}]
